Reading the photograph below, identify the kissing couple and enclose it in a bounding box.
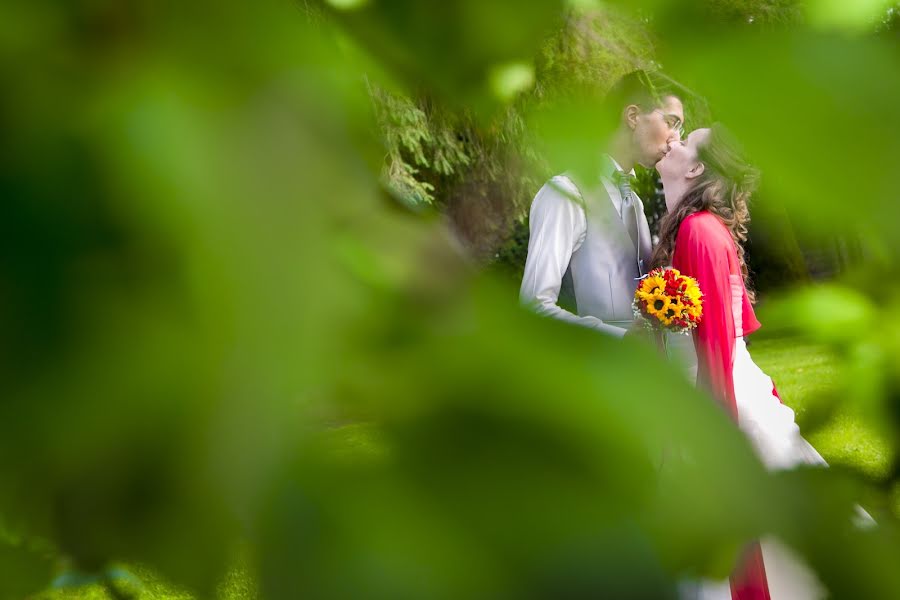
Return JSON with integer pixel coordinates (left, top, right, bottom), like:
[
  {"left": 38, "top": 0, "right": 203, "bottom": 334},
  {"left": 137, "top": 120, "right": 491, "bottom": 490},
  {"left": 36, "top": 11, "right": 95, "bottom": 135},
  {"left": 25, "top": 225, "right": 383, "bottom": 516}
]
[{"left": 519, "top": 70, "right": 857, "bottom": 600}]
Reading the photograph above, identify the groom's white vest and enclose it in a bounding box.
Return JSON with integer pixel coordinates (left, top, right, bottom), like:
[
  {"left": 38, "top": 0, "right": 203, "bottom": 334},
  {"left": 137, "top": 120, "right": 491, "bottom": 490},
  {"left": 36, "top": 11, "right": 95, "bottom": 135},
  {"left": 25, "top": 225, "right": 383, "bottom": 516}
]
[{"left": 519, "top": 162, "right": 653, "bottom": 337}]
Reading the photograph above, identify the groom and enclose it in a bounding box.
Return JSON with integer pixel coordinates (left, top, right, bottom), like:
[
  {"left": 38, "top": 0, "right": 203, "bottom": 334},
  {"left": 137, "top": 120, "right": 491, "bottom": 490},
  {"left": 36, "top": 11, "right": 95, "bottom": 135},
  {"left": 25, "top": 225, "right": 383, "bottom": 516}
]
[{"left": 520, "top": 70, "right": 684, "bottom": 337}]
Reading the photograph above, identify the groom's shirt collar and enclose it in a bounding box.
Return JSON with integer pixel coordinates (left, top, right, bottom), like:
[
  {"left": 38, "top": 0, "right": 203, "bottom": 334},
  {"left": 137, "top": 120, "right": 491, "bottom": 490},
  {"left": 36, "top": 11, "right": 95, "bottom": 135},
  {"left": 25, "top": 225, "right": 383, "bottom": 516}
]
[{"left": 600, "top": 154, "right": 635, "bottom": 182}]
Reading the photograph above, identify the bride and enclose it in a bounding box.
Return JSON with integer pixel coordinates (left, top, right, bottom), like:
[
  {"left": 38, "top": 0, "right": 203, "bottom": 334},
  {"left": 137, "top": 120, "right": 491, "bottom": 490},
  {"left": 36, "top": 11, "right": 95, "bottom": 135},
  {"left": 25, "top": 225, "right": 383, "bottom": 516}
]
[{"left": 652, "top": 124, "right": 833, "bottom": 600}]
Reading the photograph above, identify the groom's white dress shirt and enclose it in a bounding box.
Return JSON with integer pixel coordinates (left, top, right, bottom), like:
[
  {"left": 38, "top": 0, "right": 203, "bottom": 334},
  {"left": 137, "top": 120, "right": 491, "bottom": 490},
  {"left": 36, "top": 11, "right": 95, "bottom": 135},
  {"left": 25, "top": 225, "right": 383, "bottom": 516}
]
[{"left": 519, "top": 156, "right": 653, "bottom": 337}]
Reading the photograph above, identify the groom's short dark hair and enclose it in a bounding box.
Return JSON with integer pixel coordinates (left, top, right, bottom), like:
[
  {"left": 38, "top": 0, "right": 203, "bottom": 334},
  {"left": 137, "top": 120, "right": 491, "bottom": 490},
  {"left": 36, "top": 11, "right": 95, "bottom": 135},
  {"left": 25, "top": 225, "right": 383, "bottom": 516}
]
[{"left": 605, "top": 69, "right": 679, "bottom": 114}]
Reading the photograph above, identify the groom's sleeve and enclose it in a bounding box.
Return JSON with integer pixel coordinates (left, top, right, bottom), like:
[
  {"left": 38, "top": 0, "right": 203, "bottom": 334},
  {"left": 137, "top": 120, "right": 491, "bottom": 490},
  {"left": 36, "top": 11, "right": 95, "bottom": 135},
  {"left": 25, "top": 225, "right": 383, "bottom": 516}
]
[
  {"left": 673, "top": 213, "right": 738, "bottom": 420},
  {"left": 519, "top": 176, "right": 627, "bottom": 338}
]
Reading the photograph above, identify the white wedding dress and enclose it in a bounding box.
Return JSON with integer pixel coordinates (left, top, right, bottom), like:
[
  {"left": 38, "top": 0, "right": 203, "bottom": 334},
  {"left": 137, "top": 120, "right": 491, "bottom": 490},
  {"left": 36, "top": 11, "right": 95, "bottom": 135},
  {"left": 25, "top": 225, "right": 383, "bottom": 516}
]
[
  {"left": 668, "top": 275, "right": 872, "bottom": 599},
  {"left": 669, "top": 330, "right": 829, "bottom": 600},
  {"left": 666, "top": 213, "right": 872, "bottom": 599}
]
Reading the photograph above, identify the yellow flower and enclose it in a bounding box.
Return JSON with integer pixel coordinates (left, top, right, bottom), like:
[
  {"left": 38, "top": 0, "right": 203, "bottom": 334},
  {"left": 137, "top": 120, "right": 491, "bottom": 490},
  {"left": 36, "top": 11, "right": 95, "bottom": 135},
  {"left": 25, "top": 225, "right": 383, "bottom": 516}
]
[
  {"left": 639, "top": 275, "right": 667, "bottom": 296},
  {"left": 645, "top": 292, "right": 670, "bottom": 320},
  {"left": 663, "top": 300, "right": 681, "bottom": 323},
  {"left": 668, "top": 299, "right": 685, "bottom": 319},
  {"left": 679, "top": 275, "right": 700, "bottom": 294},
  {"left": 684, "top": 284, "right": 702, "bottom": 304}
]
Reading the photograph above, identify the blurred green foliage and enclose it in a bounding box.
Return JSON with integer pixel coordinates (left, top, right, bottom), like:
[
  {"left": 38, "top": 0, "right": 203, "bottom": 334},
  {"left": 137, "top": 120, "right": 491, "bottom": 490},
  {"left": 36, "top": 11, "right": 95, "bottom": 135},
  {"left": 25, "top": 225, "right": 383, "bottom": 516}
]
[
  {"left": 370, "top": 2, "right": 660, "bottom": 262},
  {"left": 2, "top": 0, "right": 900, "bottom": 598}
]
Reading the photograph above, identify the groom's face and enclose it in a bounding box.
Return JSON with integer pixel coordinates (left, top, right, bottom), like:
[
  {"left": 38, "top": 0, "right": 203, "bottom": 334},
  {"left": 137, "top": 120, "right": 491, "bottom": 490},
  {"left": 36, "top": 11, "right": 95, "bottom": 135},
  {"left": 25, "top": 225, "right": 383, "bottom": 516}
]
[{"left": 631, "top": 95, "right": 684, "bottom": 168}]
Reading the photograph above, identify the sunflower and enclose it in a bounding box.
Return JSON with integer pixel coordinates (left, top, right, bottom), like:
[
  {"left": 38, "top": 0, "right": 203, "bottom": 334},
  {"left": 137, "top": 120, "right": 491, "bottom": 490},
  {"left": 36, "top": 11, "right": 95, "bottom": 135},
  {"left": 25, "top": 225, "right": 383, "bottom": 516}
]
[
  {"left": 639, "top": 274, "right": 667, "bottom": 295},
  {"left": 668, "top": 298, "right": 685, "bottom": 319},
  {"left": 685, "top": 302, "right": 702, "bottom": 320},
  {"left": 684, "top": 283, "right": 702, "bottom": 305},
  {"left": 644, "top": 292, "right": 671, "bottom": 320},
  {"left": 660, "top": 300, "right": 682, "bottom": 325}
]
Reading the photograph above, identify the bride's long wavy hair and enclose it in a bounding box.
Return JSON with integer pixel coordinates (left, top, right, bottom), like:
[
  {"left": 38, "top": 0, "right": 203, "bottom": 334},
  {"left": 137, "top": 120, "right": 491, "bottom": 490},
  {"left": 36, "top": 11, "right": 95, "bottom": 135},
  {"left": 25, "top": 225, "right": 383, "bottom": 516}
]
[{"left": 650, "top": 123, "right": 760, "bottom": 302}]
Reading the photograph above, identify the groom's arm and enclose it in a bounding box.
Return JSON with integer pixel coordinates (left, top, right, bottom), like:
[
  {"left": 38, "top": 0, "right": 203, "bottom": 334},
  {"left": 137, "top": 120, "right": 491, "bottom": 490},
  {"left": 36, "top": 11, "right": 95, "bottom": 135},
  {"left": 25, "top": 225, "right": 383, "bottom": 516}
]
[{"left": 519, "top": 176, "right": 627, "bottom": 338}]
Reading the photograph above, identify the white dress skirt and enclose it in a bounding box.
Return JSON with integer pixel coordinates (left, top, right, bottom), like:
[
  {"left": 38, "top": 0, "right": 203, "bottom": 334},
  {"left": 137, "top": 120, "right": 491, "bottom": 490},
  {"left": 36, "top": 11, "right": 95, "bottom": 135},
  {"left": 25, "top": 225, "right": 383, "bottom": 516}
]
[
  {"left": 668, "top": 331, "right": 830, "bottom": 600},
  {"left": 665, "top": 332, "right": 828, "bottom": 471},
  {"left": 731, "top": 337, "right": 828, "bottom": 600},
  {"left": 667, "top": 334, "right": 828, "bottom": 600},
  {"left": 673, "top": 272, "right": 875, "bottom": 598}
]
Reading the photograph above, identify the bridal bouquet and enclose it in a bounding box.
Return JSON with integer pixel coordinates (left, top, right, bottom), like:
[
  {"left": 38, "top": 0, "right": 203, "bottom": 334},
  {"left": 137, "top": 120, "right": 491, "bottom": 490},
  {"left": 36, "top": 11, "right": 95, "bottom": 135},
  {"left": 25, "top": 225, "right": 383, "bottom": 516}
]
[{"left": 633, "top": 267, "right": 703, "bottom": 333}]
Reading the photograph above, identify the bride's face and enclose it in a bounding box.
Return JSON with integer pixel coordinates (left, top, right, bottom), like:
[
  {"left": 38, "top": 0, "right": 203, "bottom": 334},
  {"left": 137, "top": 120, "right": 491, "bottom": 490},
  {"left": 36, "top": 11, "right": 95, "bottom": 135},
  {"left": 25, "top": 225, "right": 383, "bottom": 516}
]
[{"left": 656, "top": 128, "right": 709, "bottom": 181}]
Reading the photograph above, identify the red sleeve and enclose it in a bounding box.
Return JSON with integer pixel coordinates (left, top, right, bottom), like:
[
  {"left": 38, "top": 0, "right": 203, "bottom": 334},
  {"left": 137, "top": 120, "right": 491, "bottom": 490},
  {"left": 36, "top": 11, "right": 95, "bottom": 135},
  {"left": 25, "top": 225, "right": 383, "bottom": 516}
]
[{"left": 672, "top": 213, "right": 738, "bottom": 420}]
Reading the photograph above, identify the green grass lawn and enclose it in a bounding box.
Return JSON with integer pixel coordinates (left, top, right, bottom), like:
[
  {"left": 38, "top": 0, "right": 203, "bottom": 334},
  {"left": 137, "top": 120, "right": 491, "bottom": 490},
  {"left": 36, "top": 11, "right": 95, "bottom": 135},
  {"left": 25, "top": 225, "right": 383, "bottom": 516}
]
[
  {"left": 748, "top": 335, "right": 899, "bottom": 522},
  {"left": 46, "top": 336, "right": 895, "bottom": 599},
  {"left": 748, "top": 336, "right": 892, "bottom": 482}
]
